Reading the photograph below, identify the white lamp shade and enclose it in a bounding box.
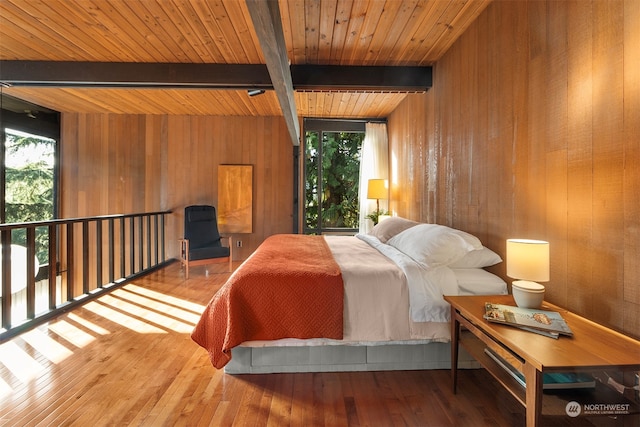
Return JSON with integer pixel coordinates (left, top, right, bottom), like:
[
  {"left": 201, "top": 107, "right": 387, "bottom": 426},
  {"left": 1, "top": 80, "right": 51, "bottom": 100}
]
[
  {"left": 506, "top": 239, "right": 550, "bottom": 282},
  {"left": 367, "top": 179, "right": 388, "bottom": 199}
]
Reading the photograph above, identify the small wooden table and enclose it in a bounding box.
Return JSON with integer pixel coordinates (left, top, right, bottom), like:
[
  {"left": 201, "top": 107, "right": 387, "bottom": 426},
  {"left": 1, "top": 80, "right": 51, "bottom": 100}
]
[{"left": 444, "top": 295, "right": 640, "bottom": 427}]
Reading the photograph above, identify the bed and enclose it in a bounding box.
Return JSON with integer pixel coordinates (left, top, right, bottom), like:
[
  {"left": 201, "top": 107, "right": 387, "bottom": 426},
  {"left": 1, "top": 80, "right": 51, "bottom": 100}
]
[{"left": 192, "top": 217, "right": 507, "bottom": 374}]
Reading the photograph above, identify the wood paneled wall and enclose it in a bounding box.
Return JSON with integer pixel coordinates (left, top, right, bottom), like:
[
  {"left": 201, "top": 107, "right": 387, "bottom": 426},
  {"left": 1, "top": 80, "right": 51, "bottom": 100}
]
[
  {"left": 60, "top": 113, "right": 294, "bottom": 264},
  {"left": 388, "top": 0, "right": 639, "bottom": 338}
]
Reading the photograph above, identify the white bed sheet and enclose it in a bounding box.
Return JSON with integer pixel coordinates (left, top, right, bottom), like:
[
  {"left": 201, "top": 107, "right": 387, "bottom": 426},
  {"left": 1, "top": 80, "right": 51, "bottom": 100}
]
[
  {"left": 357, "top": 233, "right": 460, "bottom": 322},
  {"left": 241, "top": 235, "right": 507, "bottom": 348}
]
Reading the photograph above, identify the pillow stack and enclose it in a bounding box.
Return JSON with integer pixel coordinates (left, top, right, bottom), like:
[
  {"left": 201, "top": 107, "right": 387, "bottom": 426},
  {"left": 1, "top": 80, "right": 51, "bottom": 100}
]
[{"left": 368, "top": 217, "right": 502, "bottom": 269}]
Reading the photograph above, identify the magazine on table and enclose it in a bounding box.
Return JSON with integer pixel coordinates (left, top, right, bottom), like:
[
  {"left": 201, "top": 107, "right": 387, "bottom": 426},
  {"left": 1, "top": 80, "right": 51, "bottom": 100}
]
[
  {"left": 516, "top": 326, "right": 560, "bottom": 339},
  {"left": 484, "top": 302, "right": 573, "bottom": 337}
]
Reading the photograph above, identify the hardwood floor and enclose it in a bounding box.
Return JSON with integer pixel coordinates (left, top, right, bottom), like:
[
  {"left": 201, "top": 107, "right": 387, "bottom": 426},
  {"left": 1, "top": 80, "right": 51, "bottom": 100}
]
[{"left": 0, "top": 263, "right": 629, "bottom": 426}]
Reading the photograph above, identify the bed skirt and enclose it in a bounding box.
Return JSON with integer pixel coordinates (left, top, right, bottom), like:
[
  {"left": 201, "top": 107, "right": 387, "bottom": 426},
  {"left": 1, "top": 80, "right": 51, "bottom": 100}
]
[{"left": 224, "top": 342, "right": 479, "bottom": 374}]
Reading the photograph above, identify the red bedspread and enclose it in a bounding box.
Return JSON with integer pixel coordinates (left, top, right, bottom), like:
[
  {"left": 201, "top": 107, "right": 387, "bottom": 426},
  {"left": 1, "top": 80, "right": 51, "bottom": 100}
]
[{"left": 191, "top": 234, "right": 344, "bottom": 368}]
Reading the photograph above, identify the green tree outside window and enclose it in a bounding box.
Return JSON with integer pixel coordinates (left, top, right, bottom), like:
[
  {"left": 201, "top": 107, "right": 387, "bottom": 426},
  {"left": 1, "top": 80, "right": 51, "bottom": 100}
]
[
  {"left": 5, "top": 128, "right": 55, "bottom": 264},
  {"left": 305, "top": 131, "right": 364, "bottom": 233}
]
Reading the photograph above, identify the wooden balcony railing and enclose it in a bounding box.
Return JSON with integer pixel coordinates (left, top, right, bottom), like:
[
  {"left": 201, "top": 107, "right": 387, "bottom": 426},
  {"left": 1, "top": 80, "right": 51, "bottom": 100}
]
[{"left": 0, "top": 210, "right": 171, "bottom": 341}]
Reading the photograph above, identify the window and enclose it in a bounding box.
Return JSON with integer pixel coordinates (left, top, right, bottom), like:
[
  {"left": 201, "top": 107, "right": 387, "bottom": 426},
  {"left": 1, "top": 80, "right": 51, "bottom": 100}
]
[
  {"left": 303, "top": 119, "right": 365, "bottom": 234},
  {"left": 0, "top": 95, "right": 60, "bottom": 265},
  {"left": 0, "top": 96, "right": 59, "bottom": 320},
  {"left": 4, "top": 128, "right": 56, "bottom": 263}
]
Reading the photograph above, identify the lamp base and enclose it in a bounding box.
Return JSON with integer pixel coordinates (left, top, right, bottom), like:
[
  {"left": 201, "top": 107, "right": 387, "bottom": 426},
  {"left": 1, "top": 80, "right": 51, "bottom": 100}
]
[{"left": 512, "top": 280, "right": 545, "bottom": 308}]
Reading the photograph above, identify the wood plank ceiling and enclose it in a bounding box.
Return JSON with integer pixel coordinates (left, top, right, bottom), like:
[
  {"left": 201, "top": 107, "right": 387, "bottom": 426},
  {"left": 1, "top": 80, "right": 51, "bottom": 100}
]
[{"left": 0, "top": 0, "right": 491, "bottom": 119}]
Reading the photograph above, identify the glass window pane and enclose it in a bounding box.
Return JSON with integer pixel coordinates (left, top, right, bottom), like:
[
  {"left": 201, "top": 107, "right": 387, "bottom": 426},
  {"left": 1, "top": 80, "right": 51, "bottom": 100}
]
[
  {"left": 5, "top": 128, "right": 55, "bottom": 263},
  {"left": 321, "top": 132, "right": 363, "bottom": 228},
  {"left": 3, "top": 129, "right": 56, "bottom": 321},
  {"left": 304, "top": 131, "right": 320, "bottom": 232},
  {"left": 304, "top": 127, "right": 363, "bottom": 234}
]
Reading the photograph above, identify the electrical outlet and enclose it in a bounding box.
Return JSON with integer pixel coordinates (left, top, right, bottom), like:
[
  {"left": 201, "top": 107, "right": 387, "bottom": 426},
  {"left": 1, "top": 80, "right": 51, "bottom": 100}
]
[{"left": 236, "top": 240, "right": 242, "bottom": 248}]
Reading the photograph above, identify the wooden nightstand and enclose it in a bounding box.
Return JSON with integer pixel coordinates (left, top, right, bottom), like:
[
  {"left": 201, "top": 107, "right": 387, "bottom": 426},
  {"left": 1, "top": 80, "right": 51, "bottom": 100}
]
[{"left": 444, "top": 295, "right": 640, "bottom": 427}]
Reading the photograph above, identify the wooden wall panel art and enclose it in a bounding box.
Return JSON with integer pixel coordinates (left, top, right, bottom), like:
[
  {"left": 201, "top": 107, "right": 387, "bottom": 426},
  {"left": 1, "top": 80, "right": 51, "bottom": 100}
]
[{"left": 218, "top": 165, "right": 253, "bottom": 234}]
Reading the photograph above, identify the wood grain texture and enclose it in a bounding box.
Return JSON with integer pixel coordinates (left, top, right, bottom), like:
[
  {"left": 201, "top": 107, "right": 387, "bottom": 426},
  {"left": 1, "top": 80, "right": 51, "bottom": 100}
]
[
  {"left": 387, "top": 93, "right": 433, "bottom": 222},
  {"left": 623, "top": 0, "right": 640, "bottom": 337},
  {"left": 388, "top": 0, "right": 639, "bottom": 338},
  {"left": 0, "top": 263, "right": 549, "bottom": 427},
  {"left": 0, "top": 0, "right": 490, "bottom": 118},
  {"left": 3, "top": 263, "right": 630, "bottom": 426},
  {"left": 218, "top": 165, "right": 253, "bottom": 234},
  {"left": 60, "top": 114, "right": 293, "bottom": 263}
]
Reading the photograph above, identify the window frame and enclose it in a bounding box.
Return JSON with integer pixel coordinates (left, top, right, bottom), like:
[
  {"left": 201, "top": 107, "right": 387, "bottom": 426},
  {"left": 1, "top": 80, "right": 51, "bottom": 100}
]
[
  {"left": 0, "top": 97, "right": 60, "bottom": 224},
  {"left": 300, "top": 119, "right": 367, "bottom": 235}
]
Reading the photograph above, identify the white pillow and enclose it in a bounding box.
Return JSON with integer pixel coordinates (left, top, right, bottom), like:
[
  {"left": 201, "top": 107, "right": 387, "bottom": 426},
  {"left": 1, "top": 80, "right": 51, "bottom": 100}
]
[
  {"left": 387, "top": 223, "right": 482, "bottom": 268},
  {"left": 449, "top": 246, "right": 502, "bottom": 268},
  {"left": 369, "top": 216, "right": 419, "bottom": 243},
  {"left": 452, "top": 268, "right": 508, "bottom": 295}
]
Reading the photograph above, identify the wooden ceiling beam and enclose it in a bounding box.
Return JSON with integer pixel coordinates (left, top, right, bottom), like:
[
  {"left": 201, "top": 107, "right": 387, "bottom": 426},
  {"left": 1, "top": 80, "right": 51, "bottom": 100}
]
[{"left": 245, "top": 0, "right": 300, "bottom": 146}]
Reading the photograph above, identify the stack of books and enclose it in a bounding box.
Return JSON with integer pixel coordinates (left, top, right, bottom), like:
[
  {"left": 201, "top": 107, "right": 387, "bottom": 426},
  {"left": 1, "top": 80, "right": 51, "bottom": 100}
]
[{"left": 484, "top": 302, "right": 573, "bottom": 339}]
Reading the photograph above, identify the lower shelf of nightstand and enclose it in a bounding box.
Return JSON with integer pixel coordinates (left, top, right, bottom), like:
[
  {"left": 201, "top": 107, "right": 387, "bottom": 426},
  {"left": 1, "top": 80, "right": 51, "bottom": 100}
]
[
  {"left": 460, "top": 330, "right": 526, "bottom": 405},
  {"left": 459, "top": 330, "right": 640, "bottom": 420}
]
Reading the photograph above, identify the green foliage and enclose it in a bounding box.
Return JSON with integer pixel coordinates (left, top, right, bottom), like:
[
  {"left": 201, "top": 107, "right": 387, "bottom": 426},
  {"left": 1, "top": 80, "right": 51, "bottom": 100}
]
[
  {"left": 4, "top": 130, "right": 55, "bottom": 263},
  {"left": 305, "top": 131, "right": 364, "bottom": 231},
  {"left": 366, "top": 209, "right": 390, "bottom": 226}
]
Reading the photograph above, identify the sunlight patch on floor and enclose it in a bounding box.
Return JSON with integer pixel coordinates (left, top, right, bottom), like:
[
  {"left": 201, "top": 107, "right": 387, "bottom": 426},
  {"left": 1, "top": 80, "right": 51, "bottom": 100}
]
[
  {"left": 0, "top": 341, "right": 44, "bottom": 383},
  {"left": 66, "top": 312, "right": 110, "bottom": 335},
  {"left": 82, "top": 300, "right": 167, "bottom": 334},
  {"left": 0, "top": 377, "right": 11, "bottom": 398},
  {"left": 124, "top": 283, "right": 206, "bottom": 313},
  {"left": 0, "top": 280, "right": 208, "bottom": 399},
  {"left": 20, "top": 328, "right": 74, "bottom": 364},
  {"left": 47, "top": 319, "right": 97, "bottom": 349},
  {"left": 112, "top": 288, "right": 201, "bottom": 325},
  {"left": 99, "top": 293, "right": 194, "bottom": 333}
]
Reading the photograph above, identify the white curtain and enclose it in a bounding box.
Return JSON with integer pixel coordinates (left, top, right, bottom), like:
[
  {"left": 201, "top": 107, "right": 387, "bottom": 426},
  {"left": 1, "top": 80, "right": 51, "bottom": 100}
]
[{"left": 358, "top": 122, "right": 389, "bottom": 233}]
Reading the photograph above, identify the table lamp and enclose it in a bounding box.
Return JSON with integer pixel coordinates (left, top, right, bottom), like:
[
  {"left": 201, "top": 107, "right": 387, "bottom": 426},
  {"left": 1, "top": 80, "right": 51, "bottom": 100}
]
[
  {"left": 367, "top": 179, "right": 387, "bottom": 212},
  {"left": 506, "top": 239, "right": 549, "bottom": 308},
  {"left": 367, "top": 179, "right": 388, "bottom": 225}
]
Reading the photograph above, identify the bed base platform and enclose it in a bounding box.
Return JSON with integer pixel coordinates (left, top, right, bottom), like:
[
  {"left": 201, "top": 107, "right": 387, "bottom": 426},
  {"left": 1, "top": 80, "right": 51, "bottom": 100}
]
[{"left": 224, "top": 342, "right": 479, "bottom": 374}]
